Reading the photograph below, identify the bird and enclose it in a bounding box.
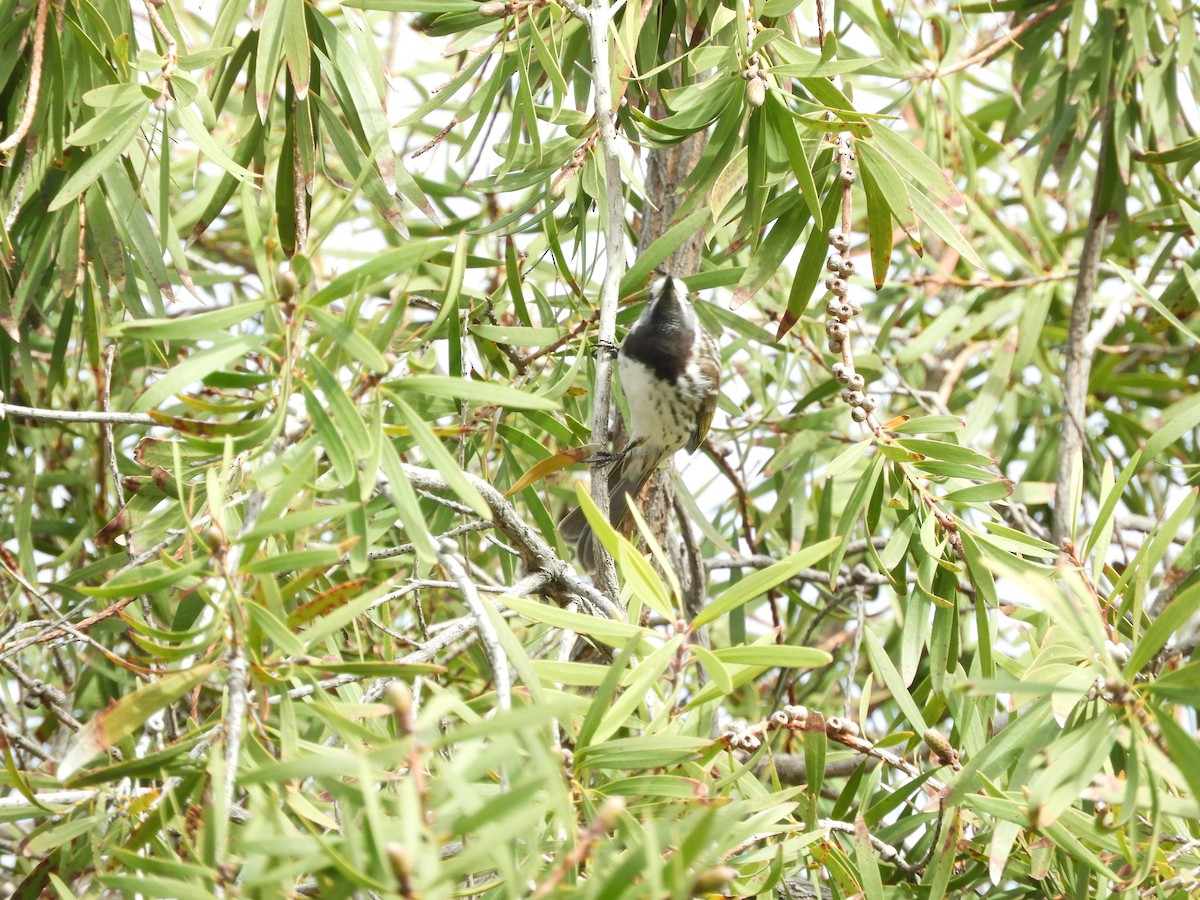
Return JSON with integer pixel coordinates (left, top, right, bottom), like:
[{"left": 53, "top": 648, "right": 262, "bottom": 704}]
[{"left": 560, "top": 274, "right": 721, "bottom": 571}]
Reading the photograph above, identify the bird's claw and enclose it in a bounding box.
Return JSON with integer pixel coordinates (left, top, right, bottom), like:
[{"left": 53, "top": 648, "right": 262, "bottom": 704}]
[
  {"left": 588, "top": 450, "right": 622, "bottom": 468},
  {"left": 592, "top": 339, "right": 619, "bottom": 360}
]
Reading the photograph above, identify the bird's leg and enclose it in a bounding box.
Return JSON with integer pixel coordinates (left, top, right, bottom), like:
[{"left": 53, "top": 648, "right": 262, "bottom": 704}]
[{"left": 589, "top": 435, "right": 645, "bottom": 468}]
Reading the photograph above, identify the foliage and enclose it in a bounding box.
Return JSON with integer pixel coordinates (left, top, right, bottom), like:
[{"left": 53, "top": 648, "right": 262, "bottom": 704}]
[{"left": 1, "top": 0, "right": 1199, "bottom": 896}]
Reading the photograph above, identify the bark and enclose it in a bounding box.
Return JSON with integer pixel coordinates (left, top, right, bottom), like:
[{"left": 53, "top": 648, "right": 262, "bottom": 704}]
[{"left": 1051, "top": 101, "right": 1114, "bottom": 548}]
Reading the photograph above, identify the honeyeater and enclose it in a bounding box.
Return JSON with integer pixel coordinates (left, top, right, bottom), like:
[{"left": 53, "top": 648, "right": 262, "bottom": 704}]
[{"left": 561, "top": 274, "right": 721, "bottom": 570}]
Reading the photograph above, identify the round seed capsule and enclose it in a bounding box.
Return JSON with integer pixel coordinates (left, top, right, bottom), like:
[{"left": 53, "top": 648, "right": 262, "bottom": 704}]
[
  {"left": 851, "top": 406, "right": 868, "bottom": 422},
  {"left": 745, "top": 76, "right": 766, "bottom": 108},
  {"left": 847, "top": 373, "right": 865, "bottom": 391},
  {"left": 826, "top": 253, "right": 844, "bottom": 272},
  {"left": 828, "top": 231, "right": 849, "bottom": 252}
]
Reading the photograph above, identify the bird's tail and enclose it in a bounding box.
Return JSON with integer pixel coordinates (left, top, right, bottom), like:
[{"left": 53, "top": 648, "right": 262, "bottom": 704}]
[{"left": 560, "top": 443, "right": 662, "bottom": 571}]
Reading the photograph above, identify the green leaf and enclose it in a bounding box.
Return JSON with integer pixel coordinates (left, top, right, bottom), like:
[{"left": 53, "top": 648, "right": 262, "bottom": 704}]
[
  {"left": 620, "top": 208, "right": 712, "bottom": 297},
  {"left": 308, "top": 242, "right": 448, "bottom": 307},
  {"left": 710, "top": 645, "right": 831, "bottom": 667},
  {"left": 1127, "top": 582, "right": 1200, "bottom": 675},
  {"left": 862, "top": 627, "right": 928, "bottom": 731},
  {"left": 886, "top": 416, "right": 965, "bottom": 435},
  {"left": 764, "top": 93, "right": 821, "bottom": 220},
  {"left": 133, "top": 336, "right": 264, "bottom": 412},
  {"left": 59, "top": 664, "right": 217, "bottom": 780},
  {"left": 778, "top": 178, "right": 841, "bottom": 337},
  {"left": 306, "top": 305, "right": 391, "bottom": 373},
  {"left": 895, "top": 439, "right": 995, "bottom": 468},
  {"left": 501, "top": 595, "right": 646, "bottom": 647},
  {"left": 109, "top": 302, "right": 269, "bottom": 340},
  {"left": 693, "top": 538, "right": 841, "bottom": 627},
  {"left": 573, "top": 735, "right": 710, "bottom": 771},
  {"left": 941, "top": 480, "right": 1012, "bottom": 503},
  {"left": 870, "top": 124, "right": 963, "bottom": 208},
  {"left": 859, "top": 147, "right": 896, "bottom": 289},
  {"left": 468, "top": 324, "right": 564, "bottom": 346},
  {"left": 1142, "top": 391, "right": 1200, "bottom": 463},
  {"left": 909, "top": 188, "right": 985, "bottom": 270},
  {"left": 828, "top": 455, "right": 885, "bottom": 584},
  {"left": 76, "top": 558, "right": 208, "bottom": 599},
  {"left": 392, "top": 396, "right": 490, "bottom": 518},
  {"left": 389, "top": 374, "right": 558, "bottom": 411},
  {"left": 49, "top": 114, "right": 146, "bottom": 211},
  {"left": 591, "top": 636, "right": 683, "bottom": 745}
]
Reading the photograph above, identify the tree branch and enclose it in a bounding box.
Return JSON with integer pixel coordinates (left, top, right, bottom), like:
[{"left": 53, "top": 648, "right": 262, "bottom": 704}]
[
  {"left": 0, "top": 0, "right": 50, "bottom": 154},
  {"left": 1052, "top": 83, "right": 1115, "bottom": 547},
  {"left": 581, "top": 0, "right": 627, "bottom": 600},
  {"left": 437, "top": 541, "right": 512, "bottom": 711}
]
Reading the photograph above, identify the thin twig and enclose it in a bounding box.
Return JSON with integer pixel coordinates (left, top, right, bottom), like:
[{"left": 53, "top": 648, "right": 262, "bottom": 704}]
[
  {"left": 0, "top": 657, "right": 81, "bottom": 732},
  {"left": 397, "top": 464, "right": 622, "bottom": 621},
  {"left": 101, "top": 354, "right": 124, "bottom": 513},
  {"left": 223, "top": 651, "right": 249, "bottom": 816},
  {"left": 140, "top": 0, "right": 178, "bottom": 108},
  {"left": 0, "top": 0, "right": 50, "bottom": 154},
  {"left": 0, "top": 401, "right": 153, "bottom": 426},
  {"left": 437, "top": 541, "right": 511, "bottom": 711},
  {"left": 582, "top": 0, "right": 626, "bottom": 602},
  {"left": 917, "top": 1, "right": 1070, "bottom": 80}
]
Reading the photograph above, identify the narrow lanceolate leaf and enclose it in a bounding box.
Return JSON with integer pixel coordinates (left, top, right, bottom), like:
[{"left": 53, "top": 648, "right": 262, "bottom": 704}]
[
  {"left": 255, "top": 0, "right": 287, "bottom": 120},
  {"left": 132, "top": 336, "right": 264, "bottom": 412},
  {"left": 858, "top": 150, "right": 896, "bottom": 289},
  {"left": 77, "top": 558, "right": 208, "bottom": 598},
  {"left": 378, "top": 437, "right": 438, "bottom": 562},
  {"left": 392, "top": 396, "right": 490, "bottom": 518},
  {"left": 764, "top": 93, "right": 821, "bottom": 220},
  {"left": 863, "top": 627, "right": 928, "bottom": 731},
  {"left": 59, "top": 664, "right": 217, "bottom": 780},
  {"left": 909, "top": 187, "right": 985, "bottom": 270},
  {"left": 305, "top": 305, "right": 391, "bottom": 373},
  {"left": 778, "top": 179, "right": 841, "bottom": 338},
  {"left": 1142, "top": 392, "right": 1200, "bottom": 463},
  {"left": 1127, "top": 582, "right": 1200, "bottom": 676},
  {"left": 870, "top": 124, "right": 964, "bottom": 208},
  {"left": 693, "top": 537, "right": 841, "bottom": 627},
  {"left": 619, "top": 208, "right": 712, "bottom": 298},
  {"left": 389, "top": 375, "right": 558, "bottom": 411},
  {"left": 308, "top": 242, "right": 447, "bottom": 306},
  {"left": 109, "top": 302, "right": 269, "bottom": 340},
  {"left": 710, "top": 645, "right": 831, "bottom": 668},
  {"left": 858, "top": 142, "right": 917, "bottom": 238},
  {"left": 732, "top": 201, "right": 814, "bottom": 308},
  {"left": 281, "top": 0, "right": 310, "bottom": 96},
  {"left": 504, "top": 444, "right": 601, "bottom": 498},
  {"left": 49, "top": 114, "right": 146, "bottom": 211}
]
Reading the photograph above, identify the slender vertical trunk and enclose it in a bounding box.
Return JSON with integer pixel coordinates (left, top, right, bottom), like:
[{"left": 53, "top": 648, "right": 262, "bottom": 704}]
[{"left": 1052, "top": 97, "right": 1115, "bottom": 548}]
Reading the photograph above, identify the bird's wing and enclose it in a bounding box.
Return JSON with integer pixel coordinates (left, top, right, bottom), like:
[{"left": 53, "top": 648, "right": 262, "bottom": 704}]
[{"left": 686, "top": 332, "right": 721, "bottom": 454}]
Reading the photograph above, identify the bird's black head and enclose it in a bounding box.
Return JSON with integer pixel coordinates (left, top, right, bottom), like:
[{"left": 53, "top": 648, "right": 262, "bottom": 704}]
[{"left": 621, "top": 275, "right": 697, "bottom": 381}]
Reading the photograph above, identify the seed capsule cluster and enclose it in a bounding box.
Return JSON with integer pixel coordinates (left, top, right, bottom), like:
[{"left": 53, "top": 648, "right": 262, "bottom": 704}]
[
  {"left": 824, "top": 231, "right": 876, "bottom": 424},
  {"left": 721, "top": 705, "right": 866, "bottom": 752}
]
